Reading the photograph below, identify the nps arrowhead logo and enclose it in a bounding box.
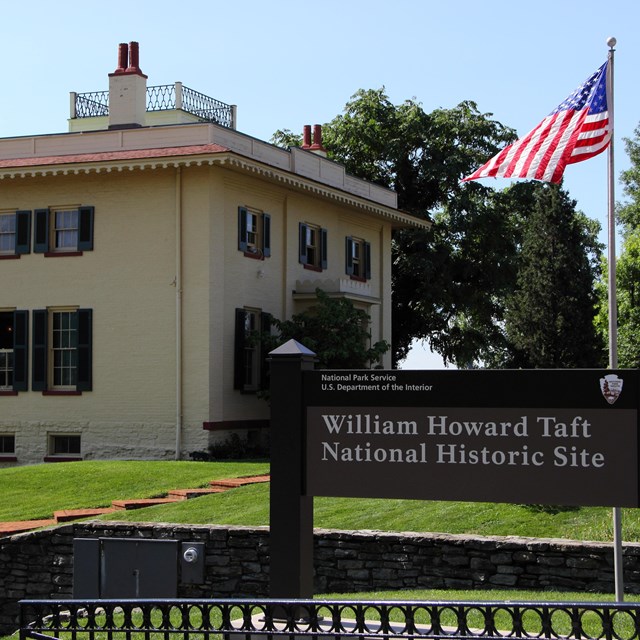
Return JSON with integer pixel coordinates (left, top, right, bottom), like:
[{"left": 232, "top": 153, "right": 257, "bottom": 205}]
[{"left": 600, "top": 374, "right": 623, "bottom": 405}]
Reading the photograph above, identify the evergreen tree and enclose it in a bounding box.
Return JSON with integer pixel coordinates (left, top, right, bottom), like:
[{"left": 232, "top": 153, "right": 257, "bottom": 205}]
[{"left": 506, "top": 183, "right": 604, "bottom": 368}]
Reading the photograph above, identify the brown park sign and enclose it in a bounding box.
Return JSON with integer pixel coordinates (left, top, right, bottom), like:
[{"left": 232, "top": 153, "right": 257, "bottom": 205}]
[{"left": 303, "top": 369, "right": 639, "bottom": 507}]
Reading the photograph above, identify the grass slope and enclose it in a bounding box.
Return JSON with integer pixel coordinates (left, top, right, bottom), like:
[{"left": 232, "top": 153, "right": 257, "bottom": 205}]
[
  {"left": 100, "top": 481, "right": 640, "bottom": 543},
  {"left": 0, "top": 460, "right": 269, "bottom": 521},
  {"left": 2, "top": 460, "right": 640, "bottom": 542}
]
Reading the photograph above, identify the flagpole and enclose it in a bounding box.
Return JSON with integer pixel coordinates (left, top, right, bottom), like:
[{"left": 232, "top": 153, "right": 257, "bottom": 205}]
[{"left": 606, "top": 36, "right": 623, "bottom": 603}]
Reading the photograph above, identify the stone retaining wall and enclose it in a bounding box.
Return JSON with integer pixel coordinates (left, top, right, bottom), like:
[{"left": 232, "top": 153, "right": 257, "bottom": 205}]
[{"left": 2, "top": 521, "right": 640, "bottom": 634}]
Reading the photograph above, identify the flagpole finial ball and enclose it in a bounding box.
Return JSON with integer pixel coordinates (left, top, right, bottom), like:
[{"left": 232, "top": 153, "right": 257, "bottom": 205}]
[{"left": 607, "top": 36, "right": 617, "bottom": 48}]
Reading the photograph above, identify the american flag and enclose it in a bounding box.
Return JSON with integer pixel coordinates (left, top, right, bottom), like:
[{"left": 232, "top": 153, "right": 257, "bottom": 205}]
[{"left": 463, "top": 61, "right": 611, "bottom": 184}]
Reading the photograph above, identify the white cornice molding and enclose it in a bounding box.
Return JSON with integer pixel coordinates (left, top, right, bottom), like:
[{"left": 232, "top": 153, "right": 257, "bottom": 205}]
[{"left": 0, "top": 152, "right": 431, "bottom": 229}]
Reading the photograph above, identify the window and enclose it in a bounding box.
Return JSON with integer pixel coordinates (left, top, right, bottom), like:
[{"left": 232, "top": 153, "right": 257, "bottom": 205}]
[
  {"left": 32, "top": 308, "right": 92, "bottom": 393},
  {"left": 48, "top": 434, "right": 81, "bottom": 456},
  {"left": 238, "top": 207, "right": 270, "bottom": 258},
  {"left": 0, "top": 310, "right": 28, "bottom": 392},
  {"left": 0, "top": 434, "right": 15, "bottom": 455},
  {"left": 34, "top": 206, "right": 94, "bottom": 254},
  {"left": 345, "top": 236, "right": 371, "bottom": 280},
  {"left": 0, "top": 210, "right": 30, "bottom": 256},
  {"left": 299, "top": 223, "right": 327, "bottom": 271},
  {"left": 234, "top": 308, "right": 271, "bottom": 392}
]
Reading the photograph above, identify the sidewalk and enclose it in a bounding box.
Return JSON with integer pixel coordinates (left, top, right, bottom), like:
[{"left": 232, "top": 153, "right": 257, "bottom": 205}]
[{"left": 0, "top": 474, "right": 270, "bottom": 537}]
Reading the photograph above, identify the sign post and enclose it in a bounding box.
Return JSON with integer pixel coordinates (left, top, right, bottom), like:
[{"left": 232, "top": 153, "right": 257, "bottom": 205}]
[{"left": 268, "top": 340, "right": 316, "bottom": 599}]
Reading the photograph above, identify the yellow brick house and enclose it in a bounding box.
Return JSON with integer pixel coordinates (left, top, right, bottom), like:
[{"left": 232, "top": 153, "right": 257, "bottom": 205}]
[{"left": 0, "top": 43, "right": 427, "bottom": 465}]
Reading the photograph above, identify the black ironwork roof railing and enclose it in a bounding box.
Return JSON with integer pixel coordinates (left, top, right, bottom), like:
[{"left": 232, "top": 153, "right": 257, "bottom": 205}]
[
  {"left": 179, "top": 86, "right": 234, "bottom": 128},
  {"left": 73, "top": 84, "right": 234, "bottom": 128},
  {"left": 74, "top": 91, "right": 109, "bottom": 118},
  {"left": 19, "top": 598, "right": 640, "bottom": 640}
]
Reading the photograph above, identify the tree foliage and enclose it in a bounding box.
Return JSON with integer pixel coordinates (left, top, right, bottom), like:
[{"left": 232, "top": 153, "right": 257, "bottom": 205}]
[
  {"left": 274, "top": 88, "right": 604, "bottom": 369},
  {"left": 505, "top": 183, "right": 604, "bottom": 368},
  {"left": 617, "top": 124, "right": 640, "bottom": 233},
  {"left": 263, "top": 289, "right": 389, "bottom": 369},
  {"left": 276, "top": 88, "right": 519, "bottom": 366},
  {"left": 595, "top": 125, "right": 640, "bottom": 367}
]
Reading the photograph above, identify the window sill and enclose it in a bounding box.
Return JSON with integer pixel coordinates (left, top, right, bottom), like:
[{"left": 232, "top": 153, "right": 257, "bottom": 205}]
[
  {"left": 303, "top": 264, "right": 323, "bottom": 272},
  {"left": 0, "top": 254, "right": 20, "bottom": 260},
  {"left": 0, "top": 390, "right": 18, "bottom": 396},
  {"left": 243, "top": 250, "right": 265, "bottom": 260},
  {"left": 42, "top": 390, "right": 82, "bottom": 396},
  {"left": 350, "top": 275, "right": 368, "bottom": 282},
  {"left": 43, "top": 456, "right": 83, "bottom": 463},
  {"left": 44, "top": 251, "right": 84, "bottom": 258}
]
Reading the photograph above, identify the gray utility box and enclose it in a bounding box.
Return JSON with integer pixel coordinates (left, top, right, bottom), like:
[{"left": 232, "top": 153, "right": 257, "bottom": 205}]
[{"left": 73, "top": 538, "right": 205, "bottom": 598}]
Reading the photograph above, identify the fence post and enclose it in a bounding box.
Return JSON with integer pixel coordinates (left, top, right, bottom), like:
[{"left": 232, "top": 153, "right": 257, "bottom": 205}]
[{"left": 269, "top": 339, "right": 316, "bottom": 598}]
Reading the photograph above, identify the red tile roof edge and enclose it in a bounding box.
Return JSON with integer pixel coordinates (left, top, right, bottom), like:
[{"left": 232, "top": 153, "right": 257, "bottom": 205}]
[{"left": 0, "top": 143, "right": 230, "bottom": 169}]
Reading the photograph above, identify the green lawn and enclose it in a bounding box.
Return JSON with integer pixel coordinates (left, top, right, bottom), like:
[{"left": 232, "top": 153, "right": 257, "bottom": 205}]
[
  {"left": 2, "top": 460, "right": 640, "bottom": 542},
  {"left": 0, "top": 460, "right": 269, "bottom": 521},
  {"left": 103, "top": 480, "right": 640, "bottom": 542}
]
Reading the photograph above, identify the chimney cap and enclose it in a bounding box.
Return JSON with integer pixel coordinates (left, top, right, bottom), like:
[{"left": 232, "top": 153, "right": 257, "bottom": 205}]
[
  {"left": 110, "top": 40, "right": 147, "bottom": 78},
  {"left": 308, "top": 124, "right": 326, "bottom": 154}
]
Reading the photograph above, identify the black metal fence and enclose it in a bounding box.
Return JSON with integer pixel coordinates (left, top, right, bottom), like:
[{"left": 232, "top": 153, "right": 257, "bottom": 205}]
[{"left": 19, "top": 598, "right": 640, "bottom": 640}]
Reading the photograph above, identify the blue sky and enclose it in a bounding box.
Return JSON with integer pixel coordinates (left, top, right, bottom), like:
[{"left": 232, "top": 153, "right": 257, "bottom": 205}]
[{"left": 2, "top": 0, "right": 637, "bottom": 368}]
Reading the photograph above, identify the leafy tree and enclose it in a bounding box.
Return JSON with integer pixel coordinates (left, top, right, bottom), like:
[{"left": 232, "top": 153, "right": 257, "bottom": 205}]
[
  {"left": 617, "top": 124, "right": 640, "bottom": 233},
  {"left": 275, "top": 89, "right": 520, "bottom": 367},
  {"left": 275, "top": 89, "right": 604, "bottom": 369},
  {"left": 595, "top": 124, "right": 640, "bottom": 367},
  {"left": 506, "top": 183, "right": 604, "bottom": 368},
  {"left": 614, "top": 230, "right": 640, "bottom": 366},
  {"left": 262, "top": 289, "right": 389, "bottom": 369}
]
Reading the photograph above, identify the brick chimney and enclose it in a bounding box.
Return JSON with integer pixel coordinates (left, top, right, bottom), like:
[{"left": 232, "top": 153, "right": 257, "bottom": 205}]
[
  {"left": 301, "top": 125, "right": 312, "bottom": 149},
  {"left": 108, "top": 42, "right": 148, "bottom": 129},
  {"left": 308, "top": 124, "right": 327, "bottom": 156}
]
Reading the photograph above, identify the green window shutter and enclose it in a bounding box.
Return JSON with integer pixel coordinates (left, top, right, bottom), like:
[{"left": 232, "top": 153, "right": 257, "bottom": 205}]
[
  {"left": 233, "top": 308, "right": 247, "bottom": 390},
  {"left": 76, "top": 309, "right": 93, "bottom": 391},
  {"left": 299, "top": 223, "right": 308, "bottom": 264},
  {"left": 364, "top": 241, "right": 371, "bottom": 280},
  {"left": 260, "top": 312, "right": 272, "bottom": 391},
  {"left": 32, "top": 309, "right": 48, "bottom": 391},
  {"left": 12, "top": 310, "right": 28, "bottom": 391},
  {"left": 320, "top": 228, "right": 328, "bottom": 270},
  {"left": 77, "top": 206, "right": 94, "bottom": 251},
  {"left": 34, "top": 209, "right": 49, "bottom": 253},
  {"left": 262, "top": 213, "right": 271, "bottom": 257},
  {"left": 345, "top": 237, "right": 354, "bottom": 275},
  {"left": 15, "top": 211, "right": 31, "bottom": 255},
  {"left": 238, "top": 207, "right": 248, "bottom": 252}
]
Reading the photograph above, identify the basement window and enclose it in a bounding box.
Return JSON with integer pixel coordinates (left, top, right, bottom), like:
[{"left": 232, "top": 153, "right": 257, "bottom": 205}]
[
  {"left": 48, "top": 434, "right": 81, "bottom": 458},
  {"left": 0, "top": 434, "right": 15, "bottom": 455}
]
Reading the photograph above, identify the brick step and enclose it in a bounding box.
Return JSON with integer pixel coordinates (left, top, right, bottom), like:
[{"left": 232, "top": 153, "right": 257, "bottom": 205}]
[
  {"left": 0, "top": 519, "right": 57, "bottom": 536},
  {"left": 209, "top": 474, "right": 270, "bottom": 489},
  {"left": 168, "top": 487, "right": 227, "bottom": 499},
  {"left": 111, "top": 497, "right": 184, "bottom": 510},
  {"left": 53, "top": 508, "right": 118, "bottom": 523}
]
